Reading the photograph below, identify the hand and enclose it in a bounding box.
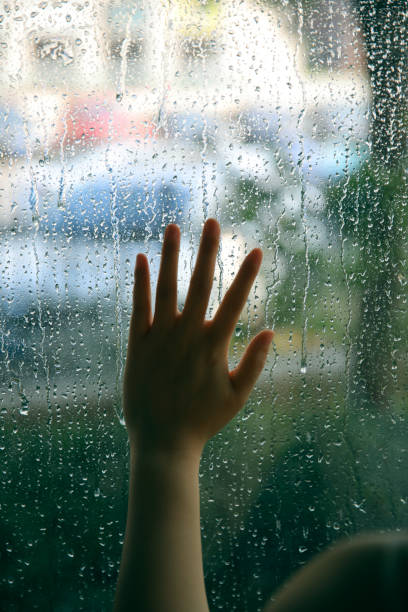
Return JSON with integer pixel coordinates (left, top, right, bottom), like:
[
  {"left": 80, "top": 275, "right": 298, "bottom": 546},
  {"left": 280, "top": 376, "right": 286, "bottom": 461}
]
[{"left": 123, "top": 218, "right": 274, "bottom": 458}]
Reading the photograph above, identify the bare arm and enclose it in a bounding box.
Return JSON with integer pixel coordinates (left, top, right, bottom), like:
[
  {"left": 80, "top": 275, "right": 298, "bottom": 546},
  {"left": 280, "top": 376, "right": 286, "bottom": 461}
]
[
  {"left": 114, "top": 448, "right": 206, "bottom": 612},
  {"left": 114, "top": 218, "right": 273, "bottom": 612}
]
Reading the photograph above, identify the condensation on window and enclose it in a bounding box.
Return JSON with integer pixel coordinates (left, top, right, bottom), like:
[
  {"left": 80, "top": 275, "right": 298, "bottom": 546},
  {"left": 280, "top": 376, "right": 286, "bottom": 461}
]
[{"left": 1, "top": 1, "right": 407, "bottom": 610}]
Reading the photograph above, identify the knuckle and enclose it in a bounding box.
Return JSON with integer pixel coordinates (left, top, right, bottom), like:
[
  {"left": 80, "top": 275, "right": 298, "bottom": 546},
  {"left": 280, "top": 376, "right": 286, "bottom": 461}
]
[
  {"left": 157, "top": 283, "right": 171, "bottom": 300},
  {"left": 192, "top": 274, "right": 210, "bottom": 297},
  {"left": 132, "top": 296, "right": 143, "bottom": 311},
  {"left": 204, "top": 336, "right": 222, "bottom": 367}
]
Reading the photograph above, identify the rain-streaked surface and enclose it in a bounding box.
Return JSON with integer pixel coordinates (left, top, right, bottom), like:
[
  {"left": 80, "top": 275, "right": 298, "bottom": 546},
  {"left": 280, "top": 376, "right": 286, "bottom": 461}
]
[{"left": 1, "top": 1, "right": 407, "bottom": 610}]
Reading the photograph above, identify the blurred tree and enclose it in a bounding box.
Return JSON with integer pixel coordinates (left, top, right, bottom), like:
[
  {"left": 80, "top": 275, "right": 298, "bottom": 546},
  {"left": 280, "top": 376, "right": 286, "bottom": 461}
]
[
  {"left": 265, "top": 0, "right": 408, "bottom": 408},
  {"left": 340, "top": 1, "right": 408, "bottom": 408}
]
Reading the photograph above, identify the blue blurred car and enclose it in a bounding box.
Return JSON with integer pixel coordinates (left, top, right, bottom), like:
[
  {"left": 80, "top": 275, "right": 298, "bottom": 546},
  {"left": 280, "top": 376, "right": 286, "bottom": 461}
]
[
  {"left": 0, "top": 141, "right": 219, "bottom": 320},
  {"left": 39, "top": 173, "right": 188, "bottom": 240}
]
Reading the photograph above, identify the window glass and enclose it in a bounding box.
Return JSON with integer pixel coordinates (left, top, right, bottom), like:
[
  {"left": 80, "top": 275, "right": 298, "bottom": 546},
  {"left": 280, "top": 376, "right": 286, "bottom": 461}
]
[{"left": 1, "top": 1, "right": 407, "bottom": 610}]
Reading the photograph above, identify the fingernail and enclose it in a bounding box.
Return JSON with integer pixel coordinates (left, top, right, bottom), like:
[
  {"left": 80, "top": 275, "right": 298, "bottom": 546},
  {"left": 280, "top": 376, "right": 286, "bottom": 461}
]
[
  {"left": 205, "top": 218, "right": 220, "bottom": 237},
  {"left": 264, "top": 331, "right": 274, "bottom": 349},
  {"left": 166, "top": 224, "right": 179, "bottom": 241}
]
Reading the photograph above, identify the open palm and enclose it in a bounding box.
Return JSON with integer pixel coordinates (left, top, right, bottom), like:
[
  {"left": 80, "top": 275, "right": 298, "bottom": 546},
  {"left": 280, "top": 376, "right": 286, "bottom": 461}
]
[{"left": 123, "top": 218, "right": 274, "bottom": 456}]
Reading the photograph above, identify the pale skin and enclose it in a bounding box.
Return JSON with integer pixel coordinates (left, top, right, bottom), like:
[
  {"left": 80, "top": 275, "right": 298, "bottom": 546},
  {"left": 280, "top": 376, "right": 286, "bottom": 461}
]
[
  {"left": 121, "top": 217, "right": 274, "bottom": 457},
  {"left": 114, "top": 217, "right": 273, "bottom": 612},
  {"left": 114, "top": 217, "right": 408, "bottom": 612}
]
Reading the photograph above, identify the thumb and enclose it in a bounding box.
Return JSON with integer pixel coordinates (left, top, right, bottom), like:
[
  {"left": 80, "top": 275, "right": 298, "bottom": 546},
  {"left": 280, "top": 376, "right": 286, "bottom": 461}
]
[{"left": 230, "top": 330, "right": 274, "bottom": 402}]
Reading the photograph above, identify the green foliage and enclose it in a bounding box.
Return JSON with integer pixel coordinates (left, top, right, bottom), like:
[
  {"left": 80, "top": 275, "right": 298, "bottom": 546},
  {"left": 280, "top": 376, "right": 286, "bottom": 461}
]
[
  {"left": 1, "top": 405, "right": 128, "bottom": 610},
  {"left": 325, "top": 159, "right": 408, "bottom": 408},
  {"left": 325, "top": 161, "right": 408, "bottom": 250},
  {"left": 204, "top": 379, "right": 408, "bottom": 611}
]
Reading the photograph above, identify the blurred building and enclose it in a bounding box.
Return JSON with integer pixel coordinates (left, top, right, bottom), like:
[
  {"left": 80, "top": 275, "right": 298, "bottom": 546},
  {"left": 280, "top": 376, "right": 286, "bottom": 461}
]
[{"left": 0, "top": 1, "right": 368, "bottom": 127}]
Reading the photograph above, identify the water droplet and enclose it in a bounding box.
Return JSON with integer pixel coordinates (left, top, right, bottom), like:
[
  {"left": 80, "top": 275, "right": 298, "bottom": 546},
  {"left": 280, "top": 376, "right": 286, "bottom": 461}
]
[
  {"left": 19, "top": 395, "right": 29, "bottom": 415},
  {"left": 116, "top": 93, "right": 123, "bottom": 102}
]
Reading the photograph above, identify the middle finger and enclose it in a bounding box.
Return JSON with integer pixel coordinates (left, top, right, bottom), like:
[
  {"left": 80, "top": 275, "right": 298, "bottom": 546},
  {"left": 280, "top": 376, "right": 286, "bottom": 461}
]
[{"left": 181, "top": 218, "right": 220, "bottom": 329}]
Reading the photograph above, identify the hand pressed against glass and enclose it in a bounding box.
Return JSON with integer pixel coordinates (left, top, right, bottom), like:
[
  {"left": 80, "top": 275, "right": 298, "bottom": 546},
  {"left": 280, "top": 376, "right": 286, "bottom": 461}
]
[
  {"left": 116, "top": 219, "right": 408, "bottom": 612},
  {"left": 123, "top": 218, "right": 274, "bottom": 457}
]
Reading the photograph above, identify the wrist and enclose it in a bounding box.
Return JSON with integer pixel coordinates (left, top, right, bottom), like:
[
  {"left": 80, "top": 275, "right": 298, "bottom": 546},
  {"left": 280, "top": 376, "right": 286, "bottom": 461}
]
[{"left": 129, "top": 440, "right": 202, "bottom": 475}]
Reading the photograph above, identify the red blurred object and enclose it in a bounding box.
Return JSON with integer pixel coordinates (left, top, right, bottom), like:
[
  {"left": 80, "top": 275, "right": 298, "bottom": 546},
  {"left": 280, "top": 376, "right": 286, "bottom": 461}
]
[{"left": 55, "top": 95, "right": 156, "bottom": 148}]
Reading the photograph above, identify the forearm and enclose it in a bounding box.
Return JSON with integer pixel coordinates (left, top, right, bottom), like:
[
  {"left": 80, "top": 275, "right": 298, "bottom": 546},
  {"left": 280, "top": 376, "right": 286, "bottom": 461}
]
[{"left": 114, "top": 446, "right": 209, "bottom": 612}]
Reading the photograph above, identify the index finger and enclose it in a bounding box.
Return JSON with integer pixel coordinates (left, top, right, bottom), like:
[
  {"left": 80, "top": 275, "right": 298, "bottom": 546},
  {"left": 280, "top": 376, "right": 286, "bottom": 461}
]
[
  {"left": 210, "top": 248, "right": 263, "bottom": 345},
  {"left": 128, "top": 253, "right": 152, "bottom": 348}
]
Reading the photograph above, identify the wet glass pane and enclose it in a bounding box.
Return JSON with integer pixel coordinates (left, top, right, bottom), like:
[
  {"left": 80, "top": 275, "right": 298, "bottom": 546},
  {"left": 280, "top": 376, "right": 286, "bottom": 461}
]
[{"left": 1, "top": 1, "right": 407, "bottom": 610}]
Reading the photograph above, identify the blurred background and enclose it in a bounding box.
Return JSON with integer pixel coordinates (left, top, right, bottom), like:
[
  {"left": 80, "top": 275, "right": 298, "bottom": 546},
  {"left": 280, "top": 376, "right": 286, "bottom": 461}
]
[{"left": 1, "top": 0, "right": 408, "bottom": 610}]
